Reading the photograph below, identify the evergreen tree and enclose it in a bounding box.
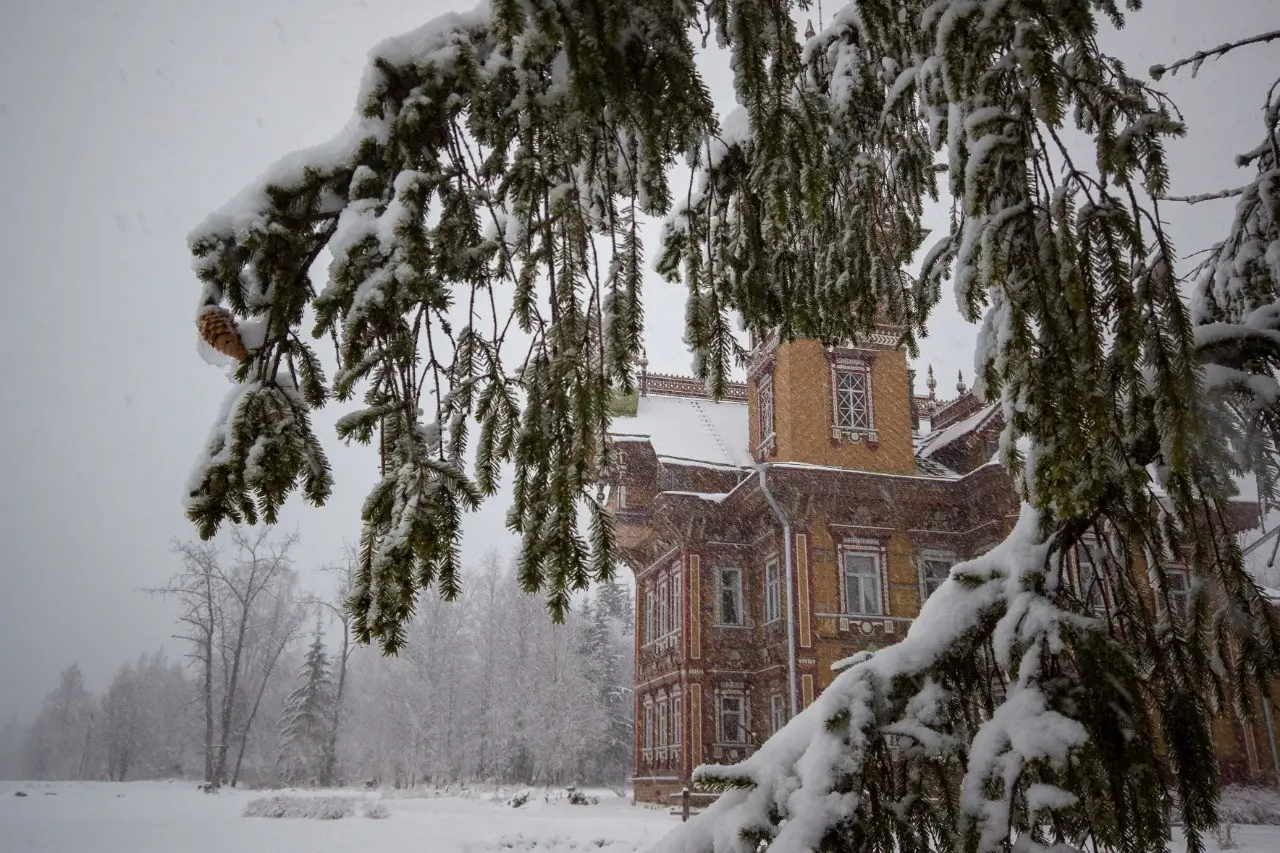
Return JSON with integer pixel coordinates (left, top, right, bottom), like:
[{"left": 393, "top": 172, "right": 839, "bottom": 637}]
[
  {"left": 575, "top": 589, "right": 633, "bottom": 785},
  {"left": 184, "top": 3, "right": 1280, "bottom": 851},
  {"left": 277, "top": 621, "right": 335, "bottom": 786}
]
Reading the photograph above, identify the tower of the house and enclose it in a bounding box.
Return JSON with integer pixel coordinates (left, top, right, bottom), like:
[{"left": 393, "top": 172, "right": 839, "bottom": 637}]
[{"left": 746, "top": 332, "right": 917, "bottom": 474}]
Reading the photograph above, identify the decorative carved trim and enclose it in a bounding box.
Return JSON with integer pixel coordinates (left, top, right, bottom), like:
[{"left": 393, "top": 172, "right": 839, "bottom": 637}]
[{"left": 644, "top": 372, "right": 748, "bottom": 402}]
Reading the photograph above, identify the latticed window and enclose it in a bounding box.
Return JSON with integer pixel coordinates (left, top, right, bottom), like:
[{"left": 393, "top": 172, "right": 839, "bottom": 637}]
[
  {"left": 758, "top": 375, "right": 774, "bottom": 438},
  {"left": 644, "top": 587, "right": 656, "bottom": 644},
  {"left": 643, "top": 702, "right": 653, "bottom": 751},
  {"left": 834, "top": 367, "right": 871, "bottom": 431},
  {"left": 842, "top": 550, "right": 883, "bottom": 616}
]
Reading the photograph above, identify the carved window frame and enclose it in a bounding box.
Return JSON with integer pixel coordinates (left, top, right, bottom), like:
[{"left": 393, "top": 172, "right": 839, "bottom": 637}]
[
  {"left": 826, "top": 349, "right": 878, "bottom": 446},
  {"left": 836, "top": 537, "right": 888, "bottom": 616}
]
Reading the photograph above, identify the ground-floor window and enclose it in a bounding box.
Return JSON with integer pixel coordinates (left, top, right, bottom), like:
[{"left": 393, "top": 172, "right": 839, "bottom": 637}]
[
  {"left": 770, "top": 694, "right": 786, "bottom": 735},
  {"left": 719, "top": 694, "right": 746, "bottom": 743}
]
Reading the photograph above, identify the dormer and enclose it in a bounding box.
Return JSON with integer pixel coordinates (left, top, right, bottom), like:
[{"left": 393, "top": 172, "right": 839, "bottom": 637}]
[{"left": 746, "top": 330, "right": 917, "bottom": 475}]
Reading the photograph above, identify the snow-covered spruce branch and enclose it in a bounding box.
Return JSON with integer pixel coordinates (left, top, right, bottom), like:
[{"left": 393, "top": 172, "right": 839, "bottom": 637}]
[
  {"left": 185, "top": 1, "right": 716, "bottom": 649},
  {"left": 1189, "top": 62, "right": 1280, "bottom": 502},
  {"left": 1160, "top": 186, "right": 1247, "bottom": 205},
  {"left": 1150, "top": 29, "right": 1280, "bottom": 81},
  {"left": 658, "top": 3, "right": 1280, "bottom": 853}
]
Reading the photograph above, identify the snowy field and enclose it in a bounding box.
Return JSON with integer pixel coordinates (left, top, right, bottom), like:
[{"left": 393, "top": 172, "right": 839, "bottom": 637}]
[
  {"left": 0, "top": 781, "right": 678, "bottom": 853},
  {"left": 3, "top": 780, "right": 1279, "bottom": 853}
]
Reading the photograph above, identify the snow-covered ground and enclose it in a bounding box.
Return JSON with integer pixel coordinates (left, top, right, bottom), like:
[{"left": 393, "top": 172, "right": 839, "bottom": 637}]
[
  {"left": 0, "top": 781, "right": 677, "bottom": 853},
  {"left": 2, "top": 780, "right": 1279, "bottom": 853}
]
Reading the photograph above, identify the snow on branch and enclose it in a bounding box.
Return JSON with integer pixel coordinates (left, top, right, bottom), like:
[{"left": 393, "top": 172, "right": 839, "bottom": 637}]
[{"left": 1150, "top": 30, "right": 1280, "bottom": 81}]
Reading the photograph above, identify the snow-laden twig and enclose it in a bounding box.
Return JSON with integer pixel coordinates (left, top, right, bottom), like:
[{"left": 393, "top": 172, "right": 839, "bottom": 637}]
[{"left": 1150, "top": 30, "right": 1280, "bottom": 80}]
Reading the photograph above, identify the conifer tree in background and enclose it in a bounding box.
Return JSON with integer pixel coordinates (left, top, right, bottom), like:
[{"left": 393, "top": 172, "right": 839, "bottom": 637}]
[
  {"left": 277, "top": 619, "right": 336, "bottom": 787},
  {"left": 185, "top": 2, "right": 1280, "bottom": 850},
  {"left": 575, "top": 586, "right": 633, "bottom": 786}
]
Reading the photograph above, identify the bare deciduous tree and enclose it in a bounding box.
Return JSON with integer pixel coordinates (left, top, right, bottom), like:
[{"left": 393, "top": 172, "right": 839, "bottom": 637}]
[{"left": 151, "top": 527, "right": 299, "bottom": 787}]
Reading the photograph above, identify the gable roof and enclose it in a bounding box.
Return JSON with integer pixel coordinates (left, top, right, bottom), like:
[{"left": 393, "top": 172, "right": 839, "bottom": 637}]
[
  {"left": 916, "top": 402, "right": 1000, "bottom": 460},
  {"left": 610, "top": 393, "right": 752, "bottom": 469}
]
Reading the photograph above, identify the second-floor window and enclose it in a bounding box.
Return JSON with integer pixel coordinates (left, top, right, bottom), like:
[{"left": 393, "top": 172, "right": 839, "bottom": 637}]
[
  {"left": 669, "top": 569, "right": 682, "bottom": 638},
  {"left": 919, "top": 553, "right": 954, "bottom": 603},
  {"left": 833, "top": 363, "right": 872, "bottom": 433},
  {"left": 719, "top": 694, "right": 745, "bottom": 743},
  {"left": 644, "top": 588, "right": 656, "bottom": 644},
  {"left": 842, "top": 550, "right": 883, "bottom": 616},
  {"left": 764, "top": 557, "right": 782, "bottom": 623},
  {"left": 658, "top": 578, "right": 670, "bottom": 637},
  {"left": 718, "top": 568, "right": 744, "bottom": 625},
  {"left": 643, "top": 702, "right": 654, "bottom": 751},
  {"left": 757, "top": 374, "right": 775, "bottom": 456}
]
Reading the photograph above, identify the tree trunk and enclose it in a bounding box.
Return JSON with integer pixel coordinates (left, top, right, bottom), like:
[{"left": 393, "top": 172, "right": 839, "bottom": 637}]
[
  {"left": 76, "top": 713, "right": 94, "bottom": 781},
  {"left": 214, "top": 574, "right": 256, "bottom": 784},
  {"left": 202, "top": 622, "right": 216, "bottom": 783},
  {"left": 229, "top": 625, "right": 292, "bottom": 788},
  {"left": 321, "top": 620, "right": 350, "bottom": 787}
]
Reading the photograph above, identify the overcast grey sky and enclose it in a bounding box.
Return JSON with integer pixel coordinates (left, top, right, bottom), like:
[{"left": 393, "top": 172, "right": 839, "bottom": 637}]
[{"left": 0, "top": 0, "right": 1275, "bottom": 722}]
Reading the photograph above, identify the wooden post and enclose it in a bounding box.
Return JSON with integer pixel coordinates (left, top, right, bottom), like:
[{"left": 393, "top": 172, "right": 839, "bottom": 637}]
[{"left": 681, "top": 786, "right": 690, "bottom": 822}]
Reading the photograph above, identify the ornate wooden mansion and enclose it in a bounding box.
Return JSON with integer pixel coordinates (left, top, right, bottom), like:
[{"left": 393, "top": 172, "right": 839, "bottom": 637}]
[{"left": 606, "top": 331, "right": 1280, "bottom": 804}]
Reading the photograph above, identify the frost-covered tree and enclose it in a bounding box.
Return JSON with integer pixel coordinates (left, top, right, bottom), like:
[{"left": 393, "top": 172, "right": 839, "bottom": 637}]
[
  {"left": 101, "top": 662, "right": 141, "bottom": 782},
  {"left": 278, "top": 619, "right": 335, "bottom": 786},
  {"left": 185, "top": 3, "right": 1280, "bottom": 851},
  {"left": 333, "top": 555, "right": 629, "bottom": 788},
  {"left": 0, "top": 715, "right": 24, "bottom": 780},
  {"left": 23, "top": 663, "right": 96, "bottom": 780},
  {"left": 307, "top": 549, "right": 358, "bottom": 787},
  {"left": 575, "top": 586, "right": 633, "bottom": 786}
]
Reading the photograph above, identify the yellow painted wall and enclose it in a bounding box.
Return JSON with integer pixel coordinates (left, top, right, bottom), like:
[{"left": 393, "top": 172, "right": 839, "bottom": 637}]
[{"left": 747, "top": 340, "right": 916, "bottom": 474}]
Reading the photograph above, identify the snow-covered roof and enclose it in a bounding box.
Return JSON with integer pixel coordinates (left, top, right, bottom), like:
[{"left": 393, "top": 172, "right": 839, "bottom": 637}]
[
  {"left": 610, "top": 393, "right": 751, "bottom": 468},
  {"left": 916, "top": 402, "right": 1000, "bottom": 459}
]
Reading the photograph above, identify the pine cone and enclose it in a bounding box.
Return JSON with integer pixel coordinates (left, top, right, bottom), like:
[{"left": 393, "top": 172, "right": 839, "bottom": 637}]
[{"left": 198, "top": 306, "right": 249, "bottom": 360}]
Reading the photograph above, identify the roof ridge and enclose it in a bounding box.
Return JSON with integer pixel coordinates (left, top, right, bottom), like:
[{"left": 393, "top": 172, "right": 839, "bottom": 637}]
[{"left": 642, "top": 371, "right": 748, "bottom": 402}]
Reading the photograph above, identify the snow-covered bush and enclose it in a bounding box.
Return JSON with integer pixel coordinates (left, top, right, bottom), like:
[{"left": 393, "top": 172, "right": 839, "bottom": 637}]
[
  {"left": 509, "top": 791, "right": 531, "bottom": 809},
  {"left": 567, "top": 789, "right": 597, "bottom": 806},
  {"left": 361, "top": 799, "right": 389, "bottom": 819},
  {"left": 242, "top": 794, "right": 355, "bottom": 819},
  {"left": 1216, "top": 786, "right": 1280, "bottom": 826}
]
